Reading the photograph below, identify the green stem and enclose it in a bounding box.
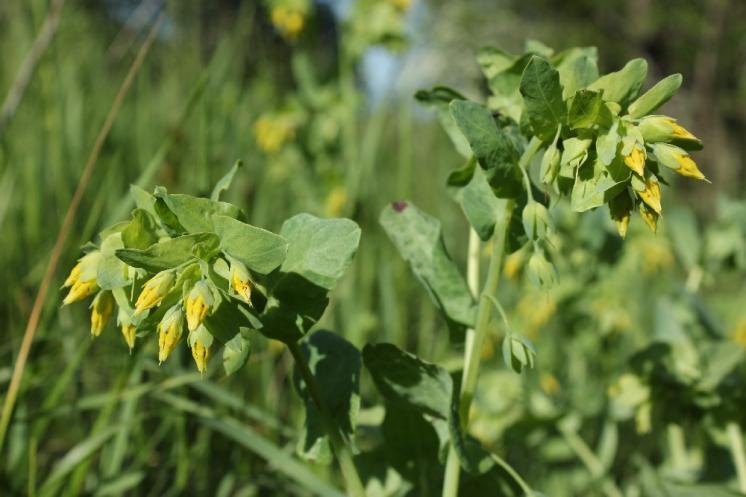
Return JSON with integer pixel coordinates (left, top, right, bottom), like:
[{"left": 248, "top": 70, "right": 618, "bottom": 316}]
[
  {"left": 727, "top": 422, "right": 746, "bottom": 493},
  {"left": 442, "top": 138, "right": 543, "bottom": 497},
  {"left": 491, "top": 453, "right": 534, "bottom": 496},
  {"left": 287, "top": 341, "right": 367, "bottom": 497},
  {"left": 560, "top": 425, "right": 623, "bottom": 497}
]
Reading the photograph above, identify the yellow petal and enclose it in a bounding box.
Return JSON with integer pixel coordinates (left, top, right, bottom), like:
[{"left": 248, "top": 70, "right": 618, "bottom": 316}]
[
  {"left": 637, "top": 177, "right": 662, "bottom": 214},
  {"left": 675, "top": 154, "right": 706, "bottom": 181}
]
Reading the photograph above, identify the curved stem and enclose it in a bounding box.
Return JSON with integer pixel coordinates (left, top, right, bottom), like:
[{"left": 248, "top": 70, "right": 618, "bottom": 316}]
[
  {"left": 491, "top": 453, "right": 534, "bottom": 496},
  {"left": 287, "top": 341, "right": 367, "bottom": 497}
]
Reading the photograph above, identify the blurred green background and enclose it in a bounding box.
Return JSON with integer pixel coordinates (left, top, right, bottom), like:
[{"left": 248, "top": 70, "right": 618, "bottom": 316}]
[{"left": 1, "top": 0, "right": 745, "bottom": 496}]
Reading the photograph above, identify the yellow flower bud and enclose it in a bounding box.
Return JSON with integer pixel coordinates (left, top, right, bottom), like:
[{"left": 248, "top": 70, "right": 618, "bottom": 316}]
[
  {"left": 608, "top": 192, "right": 632, "bottom": 239},
  {"left": 636, "top": 175, "right": 662, "bottom": 214},
  {"left": 158, "top": 305, "right": 184, "bottom": 364},
  {"left": 121, "top": 323, "right": 136, "bottom": 350},
  {"left": 651, "top": 143, "right": 706, "bottom": 181},
  {"left": 63, "top": 278, "right": 99, "bottom": 305},
  {"left": 270, "top": 6, "right": 305, "bottom": 40},
  {"left": 230, "top": 260, "right": 253, "bottom": 305},
  {"left": 185, "top": 280, "right": 213, "bottom": 332},
  {"left": 135, "top": 270, "right": 174, "bottom": 315},
  {"left": 63, "top": 262, "right": 82, "bottom": 288},
  {"left": 90, "top": 291, "right": 115, "bottom": 337},
  {"left": 623, "top": 146, "right": 645, "bottom": 176},
  {"left": 638, "top": 202, "right": 659, "bottom": 233},
  {"left": 638, "top": 116, "right": 702, "bottom": 149},
  {"left": 191, "top": 337, "right": 210, "bottom": 374}
]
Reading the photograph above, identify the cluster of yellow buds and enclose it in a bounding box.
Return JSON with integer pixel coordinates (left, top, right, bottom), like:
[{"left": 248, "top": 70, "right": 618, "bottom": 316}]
[
  {"left": 611, "top": 115, "right": 705, "bottom": 236},
  {"left": 253, "top": 113, "right": 297, "bottom": 154},
  {"left": 269, "top": 1, "right": 307, "bottom": 41},
  {"left": 61, "top": 253, "right": 256, "bottom": 374}
]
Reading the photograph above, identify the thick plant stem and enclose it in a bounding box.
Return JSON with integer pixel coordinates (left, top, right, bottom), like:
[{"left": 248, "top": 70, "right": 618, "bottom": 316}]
[
  {"left": 727, "top": 422, "right": 746, "bottom": 493},
  {"left": 287, "top": 341, "right": 367, "bottom": 497},
  {"left": 443, "top": 229, "right": 481, "bottom": 497},
  {"left": 442, "top": 202, "right": 515, "bottom": 497},
  {"left": 442, "top": 138, "right": 543, "bottom": 497}
]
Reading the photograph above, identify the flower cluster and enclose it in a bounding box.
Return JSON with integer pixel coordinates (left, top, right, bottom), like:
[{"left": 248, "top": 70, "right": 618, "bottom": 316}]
[{"left": 63, "top": 252, "right": 255, "bottom": 373}]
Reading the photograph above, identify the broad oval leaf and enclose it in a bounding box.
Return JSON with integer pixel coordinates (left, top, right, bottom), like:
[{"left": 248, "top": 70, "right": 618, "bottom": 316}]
[
  {"left": 214, "top": 215, "right": 288, "bottom": 275},
  {"left": 519, "top": 56, "right": 567, "bottom": 141},
  {"left": 380, "top": 201, "right": 476, "bottom": 334},
  {"left": 155, "top": 187, "right": 244, "bottom": 233},
  {"left": 279, "top": 213, "right": 361, "bottom": 290}
]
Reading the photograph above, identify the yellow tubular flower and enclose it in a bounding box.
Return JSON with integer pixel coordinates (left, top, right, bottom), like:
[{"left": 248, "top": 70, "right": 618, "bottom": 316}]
[
  {"left": 135, "top": 270, "right": 174, "bottom": 315},
  {"left": 636, "top": 176, "right": 662, "bottom": 214},
  {"left": 63, "top": 278, "right": 99, "bottom": 305},
  {"left": 90, "top": 291, "right": 115, "bottom": 337},
  {"left": 63, "top": 262, "right": 82, "bottom": 288},
  {"left": 652, "top": 143, "right": 707, "bottom": 181},
  {"left": 185, "top": 281, "right": 213, "bottom": 332},
  {"left": 191, "top": 338, "right": 210, "bottom": 374},
  {"left": 121, "top": 323, "right": 136, "bottom": 350},
  {"left": 158, "top": 305, "right": 184, "bottom": 364},
  {"left": 669, "top": 120, "right": 697, "bottom": 140},
  {"left": 230, "top": 260, "right": 253, "bottom": 305},
  {"left": 503, "top": 249, "right": 525, "bottom": 280},
  {"left": 623, "top": 146, "right": 645, "bottom": 176}
]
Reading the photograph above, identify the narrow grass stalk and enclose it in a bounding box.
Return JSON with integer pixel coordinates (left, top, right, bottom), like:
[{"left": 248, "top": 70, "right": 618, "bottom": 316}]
[
  {"left": 0, "top": 13, "right": 164, "bottom": 454},
  {"left": 727, "top": 422, "right": 746, "bottom": 493},
  {"left": 0, "top": 0, "right": 66, "bottom": 137},
  {"left": 287, "top": 341, "right": 367, "bottom": 497}
]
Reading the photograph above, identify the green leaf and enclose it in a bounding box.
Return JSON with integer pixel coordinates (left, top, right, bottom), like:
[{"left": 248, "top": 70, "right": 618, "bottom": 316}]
[
  {"left": 116, "top": 233, "right": 219, "bottom": 272},
  {"left": 129, "top": 184, "right": 156, "bottom": 217},
  {"left": 554, "top": 47, "right": 599, "bottom": 99},
  {"left": 571, "top": 159, "right": 627, "bottom": 212},
  {"left": 294, "top": 331, "right": 361, "bottom": 464},
  {"left": 214, "top": 215, "right": 288, "bottom": 274},
  {"left": 415, "top": 86, "right": 471, "bottom": 158},
  {"left": 222, "top": 330, "right": 252, "bottom": 375},
  {"left": 449, "top": 100, "right": 523, "bottom": 198},
  {"left": 279, "top": 213, "right": 361, "bottom": 290},
  {"left": 587, "top": 58, "right": 648, "bottom": 108},
  {"left": 154, "top": 186, "right": 244, "bottom": 233},
  {"left": 96, "top": 233, "right": 129, "bottom": 290},
  {"left": 363, "top": 343, "right": 453, "bottom": 419},
  {"left": 211, "top": 160, "right": 243, "bottom": 201},
  {"left": 260, "top": 273, "right": 330, "bottom": 342},
  {"left": 447, "top": 161, "right": 502, "bottom": 241},
  {"left": 596, "top": 118, "right": 621, "bottom": 166},
  {"left": 203, "top": 291, "right": 260, "bottom": 344},
  {"left": 121, "top": 209, "right": 159, "bottom": 250},
  {"left": 568, "top": 90, "right": 604, "bottom": 129},
  {"left": 380, "top": 202, "right": 476, "bottom": 334},
  {"left": 627, "top": 73, "right": 683, "bottom": 118},
  {"left": 519, "top": 56, "right": 567, "bottom": 141},
  {"left": 484, "top": 53, "right": 533, "bottom": 123}
]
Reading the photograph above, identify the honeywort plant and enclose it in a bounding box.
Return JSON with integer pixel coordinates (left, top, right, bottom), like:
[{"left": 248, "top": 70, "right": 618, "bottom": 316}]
[
  {"left": 61, "top": 162, "right": 369, "bottom": 496},
  {"left": 379, "top": 41, "right": 706, "bottom": 496}
]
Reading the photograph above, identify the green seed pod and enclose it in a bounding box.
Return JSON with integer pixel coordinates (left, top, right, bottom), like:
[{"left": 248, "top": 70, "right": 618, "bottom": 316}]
[
  {"left": 522, "top": 202, "right": 553, "bottom": 240},
  {"left": 502, "top": 333, "right": 536, "bottom": 374},
  {"left": 527, "top": 249, "right": 558, "bottom": 289}
]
